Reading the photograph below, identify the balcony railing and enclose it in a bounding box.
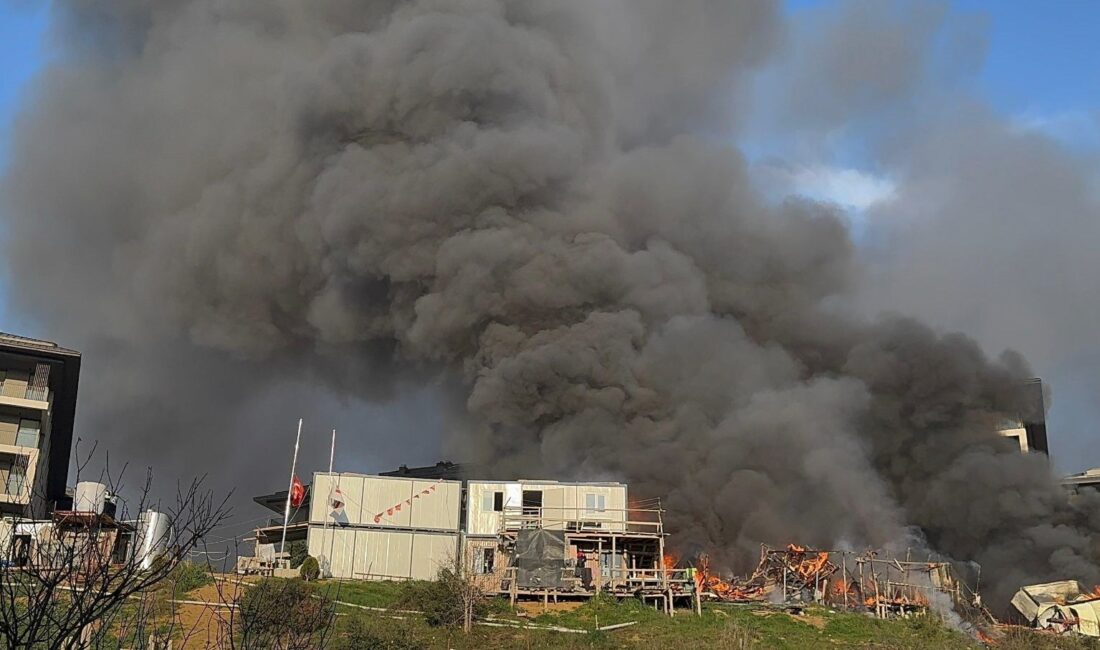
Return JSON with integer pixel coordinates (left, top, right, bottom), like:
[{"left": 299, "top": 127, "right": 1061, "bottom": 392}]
[
  {"left": 498, "top": 505, "right": 664, "bottom": 536},
  {"left": 0, "top": 384, "right": 48, "bottom": 404}
]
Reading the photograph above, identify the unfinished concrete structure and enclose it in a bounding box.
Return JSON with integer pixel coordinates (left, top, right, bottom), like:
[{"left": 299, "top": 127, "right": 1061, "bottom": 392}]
[
  {"left": 997, "top": 378, "right": 1049, "bottom": 454},
  {"left": 0, "top": 333, "right": 81, "bottom": 517}
]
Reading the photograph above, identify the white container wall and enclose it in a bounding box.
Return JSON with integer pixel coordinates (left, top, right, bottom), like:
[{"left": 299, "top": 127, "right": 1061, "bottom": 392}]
[
  {"left": 307, "top": 525, "right": 458, "bottom": 580},
  {"left": 309, "top": 473, "right": 461, "bottom": 531},
  {"left": 465, "top": 481, "right": 627, "bottom": 536}
]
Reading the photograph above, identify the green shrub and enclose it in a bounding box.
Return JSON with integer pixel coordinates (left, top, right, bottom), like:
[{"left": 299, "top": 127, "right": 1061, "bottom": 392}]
[
  {"left": 238, "top": 578, "right": 334, "bottom": 649},
  {"left": 300, "top": 556, "right": 320, "bottom": 581},
  {"left": 286, "top": 540, "right": 309, "bottom": 569},
  {"left": 338, "top": 615, "right": 422, "bottom": 650},
  {"left": 169, "top": 561, "right": 213, "bottom": 595},
  {"left": 399, "top": 566, "right": 485, "bottom": 628}
]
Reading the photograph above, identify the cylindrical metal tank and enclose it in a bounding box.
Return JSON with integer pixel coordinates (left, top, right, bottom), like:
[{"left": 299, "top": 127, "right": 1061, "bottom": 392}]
[
  {"left": 73, "top": 481, "right": 108, "bottom": 514},
  {"left": 134, "top": 510, "right": 173, "bottom": 571}
]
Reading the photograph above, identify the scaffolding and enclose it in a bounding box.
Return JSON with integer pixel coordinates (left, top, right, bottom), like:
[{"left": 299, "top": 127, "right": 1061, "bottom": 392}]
[{"left": 495, "top": 503, "right": 700, "bottom": 616}]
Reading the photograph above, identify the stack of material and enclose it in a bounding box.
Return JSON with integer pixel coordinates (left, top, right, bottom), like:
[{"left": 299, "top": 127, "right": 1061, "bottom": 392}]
[
  {"left": 698, "top": 544, "right": 838, "bottom": 603},
  {"left": 1012, "top": 580, "right": 1100, "bottom": 637},
  {"left": 512, "top": 529, "right": 567, "bottom": 590}
]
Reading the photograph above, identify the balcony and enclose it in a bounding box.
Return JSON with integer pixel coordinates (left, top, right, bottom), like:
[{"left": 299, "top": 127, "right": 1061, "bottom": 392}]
[
  {"left": 0, "top": 384, "right": 48, "bottom": 411},
  {"left": 0, "top": 446, "right": 37, "bottom": 506}
]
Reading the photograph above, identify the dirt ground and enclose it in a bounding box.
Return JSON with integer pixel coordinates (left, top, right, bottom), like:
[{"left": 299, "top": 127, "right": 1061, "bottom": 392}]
[
  {"left": 516, "top": 601, "right": 584, "bottom": 616},
  {"left": 168, "top": 577, "right": 250, "bottom": 649}
]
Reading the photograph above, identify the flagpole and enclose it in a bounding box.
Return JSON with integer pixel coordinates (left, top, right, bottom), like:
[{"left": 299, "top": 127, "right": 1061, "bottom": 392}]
[
  {"left": 322, "top": 429, "right": 336, "bottom": 577},
  {"left": 328, "top": 429, "right": 336, "bottom": 475},
  {"left": 280, "top": 418, "right": 303, "bottom": 554}
]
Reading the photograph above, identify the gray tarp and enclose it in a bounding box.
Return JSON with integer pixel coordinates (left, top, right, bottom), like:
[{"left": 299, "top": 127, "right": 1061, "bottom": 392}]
[{"left": 513, "top": 529, "right": 567, "bottom": 589}]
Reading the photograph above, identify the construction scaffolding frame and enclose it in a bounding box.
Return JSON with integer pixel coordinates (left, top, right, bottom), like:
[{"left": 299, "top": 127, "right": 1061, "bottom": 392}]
[{"left": 495, "top": 503, "right": 701, "bottom": 616}]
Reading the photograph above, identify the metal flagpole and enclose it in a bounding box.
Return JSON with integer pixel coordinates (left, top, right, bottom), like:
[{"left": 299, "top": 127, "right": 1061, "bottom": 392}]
[
  {"left": 329, "top": 428, "right": 336, "bottom": 473},
  {"left": 280, "top": 418, "right": 303, "bottom": 554},
  {"left": 322, "top": 429, "right": 336, "bottom": 577}
]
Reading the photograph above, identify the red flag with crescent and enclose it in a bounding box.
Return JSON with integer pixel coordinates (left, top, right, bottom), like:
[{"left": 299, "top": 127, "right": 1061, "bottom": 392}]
[{"left": 290, "top": 475, "right": 306, "bottom": 508}]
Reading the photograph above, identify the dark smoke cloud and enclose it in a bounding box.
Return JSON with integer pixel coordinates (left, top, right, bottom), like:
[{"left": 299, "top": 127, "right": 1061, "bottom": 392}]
[{"left": 2, "top": 0, "right": 1096, "bottom": 609}]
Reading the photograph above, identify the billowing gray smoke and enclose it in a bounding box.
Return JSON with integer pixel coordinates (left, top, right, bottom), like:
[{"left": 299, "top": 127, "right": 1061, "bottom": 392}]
[{"left": 3, "top": 0, "right": 1097, "bottom": 609}]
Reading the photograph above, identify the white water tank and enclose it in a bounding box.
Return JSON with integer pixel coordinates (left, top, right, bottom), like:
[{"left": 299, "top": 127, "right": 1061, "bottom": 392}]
[
  {"left": 134, "top": 510, "right": 173, "bottom": 571},
  {"left": 73, "top": 482, "right": 108, "bottom": 514}
]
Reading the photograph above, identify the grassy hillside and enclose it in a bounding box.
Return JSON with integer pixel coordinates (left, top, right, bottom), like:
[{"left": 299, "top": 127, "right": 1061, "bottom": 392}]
[
  {"left": 321, "top": 580, "right": 1100, "bottom": 650},
  {"left": 323, "top": 580, "right": 976, "bottom": 649}
]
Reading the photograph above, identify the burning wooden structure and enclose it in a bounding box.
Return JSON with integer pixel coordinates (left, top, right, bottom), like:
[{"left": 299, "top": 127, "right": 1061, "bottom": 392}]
[
  {"left": 495, "top": 500, "right": 700, "bottom": 615},
  {"left": 695, "top": 544, "right": 979, "bottom": 620}
]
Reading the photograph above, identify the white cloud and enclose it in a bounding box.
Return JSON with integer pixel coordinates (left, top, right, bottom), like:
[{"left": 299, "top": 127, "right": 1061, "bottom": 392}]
[{"left": 755, "top": 162, "right": 896, "bottom": 212}]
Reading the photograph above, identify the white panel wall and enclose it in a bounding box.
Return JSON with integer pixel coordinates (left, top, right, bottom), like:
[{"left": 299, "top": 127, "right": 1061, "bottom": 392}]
[
  {"left": 310, "top": 473, "right": 460, "bottom": 531},
  {"left": 466, "top": 482, "right": 509, "bottom": 537},
  {"left": 409, "top": 532, "right": 458, "bottom": 580},
  {"left": 309, "top": 525, "right": 458, "bottom": 580},
  {"left": 465, "top": 481, "right": 628, "bottom": 535}
]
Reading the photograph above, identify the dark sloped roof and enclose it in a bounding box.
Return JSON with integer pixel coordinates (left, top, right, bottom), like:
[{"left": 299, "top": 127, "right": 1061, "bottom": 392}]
[{"left": 379, "top": 461, "right": 470, "bottom": 480}]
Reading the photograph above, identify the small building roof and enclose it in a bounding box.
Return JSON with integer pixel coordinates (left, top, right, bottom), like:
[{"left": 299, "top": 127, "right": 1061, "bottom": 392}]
[{"left": 380, "top": 461, "right": 469, "bottom": 481}]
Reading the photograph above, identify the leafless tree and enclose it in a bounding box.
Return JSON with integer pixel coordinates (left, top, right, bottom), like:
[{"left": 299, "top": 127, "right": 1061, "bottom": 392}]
[{"left": 0, "top": 442, "right": 231, "bottom": 648}]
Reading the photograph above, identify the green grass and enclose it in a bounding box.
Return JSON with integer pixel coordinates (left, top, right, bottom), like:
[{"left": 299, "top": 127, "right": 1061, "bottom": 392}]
[
  {"left": 315, "top": 579, "right": 412, "bottom": 609},
  {"left": 301, "top": 582, "right": 1100, "bottom": 649},
  {"left": 325, "top": 590, "right": 990, "bottom": 649},
  {"left": 169, "top": 560, "right": 214, "bottom": 596}
]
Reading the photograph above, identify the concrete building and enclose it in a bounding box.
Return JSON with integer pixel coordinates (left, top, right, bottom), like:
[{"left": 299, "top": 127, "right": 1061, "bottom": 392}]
[
  {"left": 0, "top": 333, "right": 81, "bottom": 517},
  {"left": 998, "top": 378, "right": 1049, "bottom": 455},
  {"left": 1063, "top": 468, "right": 1100, "bottom": 495}
]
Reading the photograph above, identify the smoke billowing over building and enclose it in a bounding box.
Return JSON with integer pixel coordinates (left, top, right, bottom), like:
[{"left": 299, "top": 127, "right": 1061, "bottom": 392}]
[{"left": 1, "top": 1, "right": 1098, "bottom": 611}]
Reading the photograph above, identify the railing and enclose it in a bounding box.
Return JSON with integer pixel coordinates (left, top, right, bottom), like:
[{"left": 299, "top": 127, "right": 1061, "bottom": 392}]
[
  {"left": 498, "top": 506, "right": 664, "bottom": 536},
  {"left": 0, "top": 382, "right": 48, "bottom": 403},
  {"left": 499, "top": 565, "right": 696, "bottom": 595}
]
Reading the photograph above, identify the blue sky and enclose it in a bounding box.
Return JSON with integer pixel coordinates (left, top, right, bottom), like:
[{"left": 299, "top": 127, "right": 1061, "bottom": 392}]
[
  {"left": 784, "top": 0, "right": 1100, "bottom": 118},
  {"left": 0, "top": 2, "right": 48, "bottom": 330}
]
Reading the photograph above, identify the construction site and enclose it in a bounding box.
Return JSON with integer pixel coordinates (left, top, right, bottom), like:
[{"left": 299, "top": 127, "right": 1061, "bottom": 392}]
[{"left": 231, "top": 456, "right": 1100, "bottom": 642}]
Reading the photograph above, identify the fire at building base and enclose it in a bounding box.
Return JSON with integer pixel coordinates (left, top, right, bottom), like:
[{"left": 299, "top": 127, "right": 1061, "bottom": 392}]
[{"left": 234, "top": 460, "right": 1100, "bottom": 641}]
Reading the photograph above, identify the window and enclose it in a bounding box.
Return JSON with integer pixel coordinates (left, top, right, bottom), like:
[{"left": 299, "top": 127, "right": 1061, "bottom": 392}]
[
  {"left": 482, "top": 491, "right": 504, "bottom": 512},
  {"left": 585, "top": 493, "right": 606, "bottom": 513},
  {"left": 5, "top": 465, "right": 24, "bottom": 497},
  {"left": 16, "top": 420, "right": 40, "bottom": 448},
  {"left": 475, "top": 547, "right": 495, "bottom": 574}
]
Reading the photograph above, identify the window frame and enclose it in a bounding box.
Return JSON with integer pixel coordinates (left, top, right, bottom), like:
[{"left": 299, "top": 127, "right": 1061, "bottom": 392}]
[
  {"left": 15, "top": 419, "right": 40, "bottom": 449},
  {"left": 585, "top": 493, "right": 606, "bottom": 513}
]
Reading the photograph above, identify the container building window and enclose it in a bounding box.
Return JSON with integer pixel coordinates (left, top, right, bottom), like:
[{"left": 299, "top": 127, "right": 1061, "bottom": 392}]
[
  {"left": 482, "top": 491, "right": 505, "bottom": 512},
  {"left": 585, "top": 493, "right": 606, "bottom": 513},
  {"left": 475, "top": 547, "right": 495, "bottom": 574}
]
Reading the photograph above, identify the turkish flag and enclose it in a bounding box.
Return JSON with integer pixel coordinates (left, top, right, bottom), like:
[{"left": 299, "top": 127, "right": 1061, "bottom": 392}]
[{"left": 290, "top": 475, "right": 306, "bottom": 508}]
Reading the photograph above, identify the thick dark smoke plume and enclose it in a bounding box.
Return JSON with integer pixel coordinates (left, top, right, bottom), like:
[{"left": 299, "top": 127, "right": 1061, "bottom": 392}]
[{"left": 2, "top": 1, "right": 1097, "bottom": 608}]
